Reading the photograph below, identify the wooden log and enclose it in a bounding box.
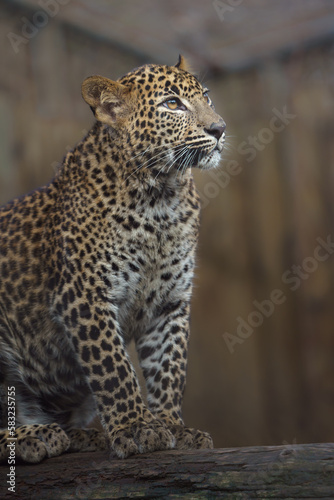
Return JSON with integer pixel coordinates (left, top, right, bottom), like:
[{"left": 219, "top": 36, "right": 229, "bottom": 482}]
[{"left": 0, "top": 443, "right": 333, "bottom": 499}]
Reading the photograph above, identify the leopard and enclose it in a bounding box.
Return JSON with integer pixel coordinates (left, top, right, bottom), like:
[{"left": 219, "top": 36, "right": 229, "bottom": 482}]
[{"left": 0, "top": 55, "right": 226, "bottom": 463}]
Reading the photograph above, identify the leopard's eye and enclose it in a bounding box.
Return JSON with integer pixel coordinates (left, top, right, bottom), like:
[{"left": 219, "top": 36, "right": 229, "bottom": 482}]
[
  {"left": 203, "top": 91, "right": 210, "bottom": 104},
  {"left": 165, "top": 99, "right": 178, "bottom": 110},
  {"left": 162, "top": 98, "right": 187, "bottom": 111}
]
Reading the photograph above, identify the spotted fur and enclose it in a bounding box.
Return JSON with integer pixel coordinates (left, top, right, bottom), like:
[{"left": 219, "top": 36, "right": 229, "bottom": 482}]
[{"left": 0, "top": 56, "right": 225, "bottom": 462}]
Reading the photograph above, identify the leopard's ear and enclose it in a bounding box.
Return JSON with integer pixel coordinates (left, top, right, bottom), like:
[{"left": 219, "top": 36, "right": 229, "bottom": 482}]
[
  {"left": 82, "top": 75, "right": 132, "bottom": 127},
  {"left": 175, "top": 55, "right": 192, "bottom": 73}
]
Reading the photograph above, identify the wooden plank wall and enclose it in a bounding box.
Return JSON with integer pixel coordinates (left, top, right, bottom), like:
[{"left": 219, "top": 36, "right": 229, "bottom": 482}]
[
  {"left": 1, "top": 1, "right": 334, "bottom": 449},
  {"left": 192, "top": 45, "right": 334, "bottom": 447}
]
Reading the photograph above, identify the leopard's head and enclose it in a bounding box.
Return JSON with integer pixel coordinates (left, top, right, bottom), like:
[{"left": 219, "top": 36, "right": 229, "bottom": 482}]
[{"left": 82, "top": 56, "right": 225, "bottom": 174}]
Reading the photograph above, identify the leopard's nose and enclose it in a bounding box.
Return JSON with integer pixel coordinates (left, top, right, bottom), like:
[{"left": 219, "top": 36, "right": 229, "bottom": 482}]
[{"left": 205, "top": 122, "right": 226, "bottom": 140}]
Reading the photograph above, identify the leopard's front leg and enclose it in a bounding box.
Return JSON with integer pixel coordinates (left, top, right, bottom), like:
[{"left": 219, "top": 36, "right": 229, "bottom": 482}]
[
  {"left": 136, "top": 299, "right": 213, "bottom": 450},
  {"left": 68, "top": 299, "right": 175, "bottom": 458}
]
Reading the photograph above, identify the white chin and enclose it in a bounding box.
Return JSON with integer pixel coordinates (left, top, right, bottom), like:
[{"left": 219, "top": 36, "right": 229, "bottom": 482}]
[{"left": 198, "top": 150, "right": 222, "bottom": 170}]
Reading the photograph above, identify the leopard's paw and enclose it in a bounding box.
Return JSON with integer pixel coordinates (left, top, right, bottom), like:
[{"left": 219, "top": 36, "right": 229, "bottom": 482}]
[
  {"left": 67, "top": 427, "right": 107, "bottom": 452},
  {"left": 169, "top": 425, "right": 213, "bottom": 450},
  {"left": 2, "top": 423, "right": 71, "bottom": 463},
  {"left": 110, "top": 419, "right": 175, "bottom": 458}
]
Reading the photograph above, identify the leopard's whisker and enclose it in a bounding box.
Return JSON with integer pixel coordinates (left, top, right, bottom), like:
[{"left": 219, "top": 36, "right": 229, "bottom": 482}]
[
  {"left": 147, "top": 145, "right": 189, "bottom": 186},
  {"left": 165, "top": 145, "right": 189, "bottom": 175},
  {"left": 177, "top": 148, "right": 194, "bottom": 178},
  {"left": 123, "top": 143, "right": 186, "bottom": 185}
]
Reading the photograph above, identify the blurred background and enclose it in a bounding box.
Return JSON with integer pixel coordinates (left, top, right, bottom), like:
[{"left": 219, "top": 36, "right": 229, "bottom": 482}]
[{"left": 1, "top": 0, "right": 334, "bottom": 448}]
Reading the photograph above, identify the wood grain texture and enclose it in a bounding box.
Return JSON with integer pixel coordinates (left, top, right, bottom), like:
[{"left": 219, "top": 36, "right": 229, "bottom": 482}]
[{"left": 0, "top": 444, "right": 334, "bottom": 499}]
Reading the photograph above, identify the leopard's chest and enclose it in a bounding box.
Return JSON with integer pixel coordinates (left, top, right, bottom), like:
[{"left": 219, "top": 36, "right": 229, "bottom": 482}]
[{"left": 106, "top": 205, "right": 198, "bottom": 341}]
